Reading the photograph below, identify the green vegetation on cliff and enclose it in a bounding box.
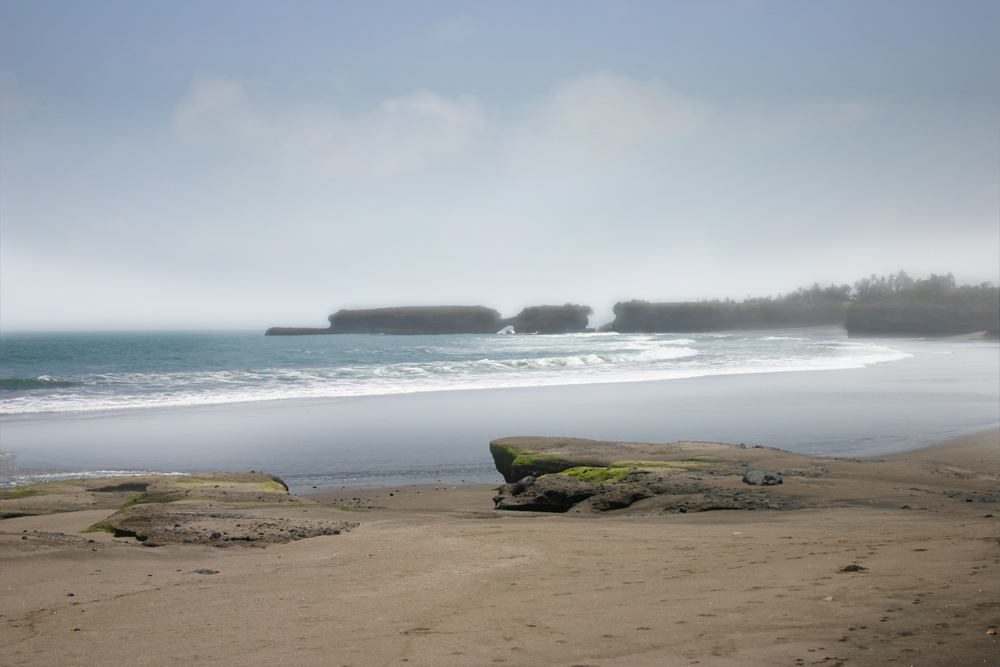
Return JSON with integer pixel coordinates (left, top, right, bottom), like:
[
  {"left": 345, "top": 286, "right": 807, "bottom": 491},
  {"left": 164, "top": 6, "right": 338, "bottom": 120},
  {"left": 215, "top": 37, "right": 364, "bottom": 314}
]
[
  {"left": 847, "top": 272, "right": 999, "bottom": 337},
  {"left": 609, "top": 272, "right": 998, "bottom": 337}
]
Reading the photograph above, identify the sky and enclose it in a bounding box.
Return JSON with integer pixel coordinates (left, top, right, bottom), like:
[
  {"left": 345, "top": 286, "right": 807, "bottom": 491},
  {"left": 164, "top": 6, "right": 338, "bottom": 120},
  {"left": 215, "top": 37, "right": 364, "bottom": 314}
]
[{"left": 1, "top": 0, "right": 997, "bottom": 331}]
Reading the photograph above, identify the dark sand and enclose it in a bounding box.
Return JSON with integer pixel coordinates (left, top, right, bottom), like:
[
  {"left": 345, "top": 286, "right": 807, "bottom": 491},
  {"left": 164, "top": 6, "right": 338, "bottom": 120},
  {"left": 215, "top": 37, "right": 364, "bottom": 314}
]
[{"left": 1, "top": 430, "right": 998, "bottom": 666}]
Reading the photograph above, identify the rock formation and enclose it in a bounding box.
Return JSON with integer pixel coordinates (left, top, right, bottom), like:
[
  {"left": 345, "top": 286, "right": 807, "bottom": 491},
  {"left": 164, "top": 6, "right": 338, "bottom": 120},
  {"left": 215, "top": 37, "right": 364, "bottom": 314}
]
[
  {"left": 264, "top": 326, "right": 335, "bottom": 335},
  {"left": 266, "top": 303, "right": 593, "bottom": 335},
  {"left": 1, "top": 472, "right": 358, "bottom": 547},
  {"left": 742, "top": 469, "right": 783, "bottom": 486},
  {"left": 845, "top": 302, "right": 1000, "bottom": 337},
  {"left": 488, "top": 436, "right": 810, "bottom": 514},
  {"left": 498, "top": 304, "right": 593, "bottom": 334},
  {"left": 607, "top": 300, "right": 848, "bottom": 333},
  {"left": 327, "top": 305, "right": 502, "bottom": 335}
]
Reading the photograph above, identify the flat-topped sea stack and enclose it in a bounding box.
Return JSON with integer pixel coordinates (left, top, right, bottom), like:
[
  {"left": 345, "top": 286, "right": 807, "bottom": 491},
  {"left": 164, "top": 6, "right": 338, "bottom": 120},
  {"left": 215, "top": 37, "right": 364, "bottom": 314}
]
[
  {"left": 266, "top": 303, "right": 593, "bottom": 335},
  {"left": 498, "top": 304, "right": 592, "bottom": 334},
  {"left": 328, "top": 305, "right": 502, "bottom": 334}
]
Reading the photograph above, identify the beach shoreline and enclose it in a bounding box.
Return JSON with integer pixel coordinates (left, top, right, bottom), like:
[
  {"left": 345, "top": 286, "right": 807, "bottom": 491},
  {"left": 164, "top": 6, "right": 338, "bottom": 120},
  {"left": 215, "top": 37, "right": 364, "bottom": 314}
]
[
  {"left": 2, "top": 429, "right": 997, "bottom": 666},
  {"left": 3, "top": 337, "right": 998, "bottom": 490}
]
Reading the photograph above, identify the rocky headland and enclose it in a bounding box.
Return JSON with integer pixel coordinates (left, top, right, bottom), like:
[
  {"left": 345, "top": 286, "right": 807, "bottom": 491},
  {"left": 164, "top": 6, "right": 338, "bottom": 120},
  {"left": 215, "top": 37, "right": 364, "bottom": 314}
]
[
  {"left": 845, "top": 301, "right": 1000, "bottom": 338},
  {"left": 606, "top": 300, "right": 849, "bottom": 333},
  {"left": 265, "top": 273, "right": 998, "bottom": 338}
]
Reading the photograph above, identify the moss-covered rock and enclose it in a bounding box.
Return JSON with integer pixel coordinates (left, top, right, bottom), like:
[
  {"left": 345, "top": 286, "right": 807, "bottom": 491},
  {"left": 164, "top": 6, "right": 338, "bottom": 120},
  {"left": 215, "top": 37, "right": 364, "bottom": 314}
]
[
  {"left": 556, "top": 467, "right": 631, "bottom": 483},
  {"left": 0, "top": 472, "right": 291, "bottom": 518},
  {"left": 487, "top": 436, "right": 805, "bottom": 514},
  {"left": 488, "top": 437, "right": 723, "bottom": 483},
  {"left": 490, "top": 440, "right": 604, "bottom": 483}
]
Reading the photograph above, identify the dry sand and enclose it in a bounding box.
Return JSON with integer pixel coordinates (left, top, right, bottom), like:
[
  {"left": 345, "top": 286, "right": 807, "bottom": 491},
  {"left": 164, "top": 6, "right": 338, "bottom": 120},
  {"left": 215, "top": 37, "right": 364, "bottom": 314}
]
[{"left": 1, "top": 430, "right": 998, "bottom": 666}]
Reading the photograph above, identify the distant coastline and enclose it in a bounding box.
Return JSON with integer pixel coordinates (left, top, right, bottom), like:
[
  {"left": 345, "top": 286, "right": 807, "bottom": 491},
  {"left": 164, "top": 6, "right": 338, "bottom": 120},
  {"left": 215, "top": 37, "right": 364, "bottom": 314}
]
[
  {"left": 266, "top": 304, "right": 594, "bottom": 336},
  {"left": 266, "top": 272, "right": 999, "bottom": 338}
]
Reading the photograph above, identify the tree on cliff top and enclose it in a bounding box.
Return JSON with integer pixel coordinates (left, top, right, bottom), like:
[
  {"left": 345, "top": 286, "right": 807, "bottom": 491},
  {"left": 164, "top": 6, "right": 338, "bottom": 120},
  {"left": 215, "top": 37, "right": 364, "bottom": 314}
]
[{"left": 853, "top": 271, "right": 998, "bottom": 307}]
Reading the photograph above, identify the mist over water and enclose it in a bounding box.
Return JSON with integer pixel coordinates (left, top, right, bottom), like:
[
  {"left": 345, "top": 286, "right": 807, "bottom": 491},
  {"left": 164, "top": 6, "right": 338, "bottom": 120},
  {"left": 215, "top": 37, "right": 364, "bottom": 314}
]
[{"left": 1, "top": 331, "right": 997, "bottom": 491}]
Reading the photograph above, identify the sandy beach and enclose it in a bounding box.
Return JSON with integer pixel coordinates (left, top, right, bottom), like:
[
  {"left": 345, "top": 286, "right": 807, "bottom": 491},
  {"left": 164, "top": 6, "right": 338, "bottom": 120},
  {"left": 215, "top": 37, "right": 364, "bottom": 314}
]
[{"left": 1, "top": 430, "right": 998, "bottom": 666}]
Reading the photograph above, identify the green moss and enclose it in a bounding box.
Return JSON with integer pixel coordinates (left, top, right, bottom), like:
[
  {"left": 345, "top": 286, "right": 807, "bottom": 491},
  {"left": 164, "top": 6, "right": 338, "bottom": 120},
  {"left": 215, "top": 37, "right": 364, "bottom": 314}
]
[
  {"left": 607, "top": 460, "right": 673, "bottom": 468},
  {"left": 556, "top": 467, "right": 630, "bottom": 483},
  {"left": 490, "top": 443, "right": 591, "bottom": 482},
  {"left": 336, "top": 505, "right": 363, "bottom": 511},
  {"left": 82, "top": 521, "right": 115, "bottom": 534},
  {"left": 489, "top": 443, "right": 520, "bottom": 481},
  {"left": 0, "top": 485, "right": 46, "bottom": 499},
  {"left": 119, "top": 491, "right": 182, "bottom": 508},
  {"left": 256, "top": 481, "right": 287, "bottom": 492},
  {"left": 119, "top": 494, "right": 148, "bottom": 508},
  {"left": 611, "top": 460, "right": 708, "bottom": 470},
  {"left": 510, "top": 453, "right": 588, "bottom": 481}
]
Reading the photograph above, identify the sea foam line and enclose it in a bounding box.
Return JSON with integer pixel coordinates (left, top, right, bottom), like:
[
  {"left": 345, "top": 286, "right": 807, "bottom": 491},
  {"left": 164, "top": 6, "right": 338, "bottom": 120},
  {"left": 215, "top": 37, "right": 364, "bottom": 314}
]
[{"left": 0, "top": 345, "right": 911, "bottom": 416}]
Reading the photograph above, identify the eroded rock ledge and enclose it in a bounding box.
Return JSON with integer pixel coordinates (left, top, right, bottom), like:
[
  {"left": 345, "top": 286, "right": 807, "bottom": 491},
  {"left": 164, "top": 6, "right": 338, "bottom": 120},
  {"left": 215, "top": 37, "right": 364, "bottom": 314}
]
[
  {"left": 489, "top": 436, "right": 814, "bottom": 514},
  {"left": 1, "top": 472, "right": 358, "bottom": 547}
]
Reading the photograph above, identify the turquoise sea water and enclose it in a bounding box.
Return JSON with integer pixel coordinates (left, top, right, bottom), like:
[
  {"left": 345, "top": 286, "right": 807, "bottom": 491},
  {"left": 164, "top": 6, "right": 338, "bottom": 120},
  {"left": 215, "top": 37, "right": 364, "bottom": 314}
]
[
  {"left": 1, "top": 330, "right": 997, "bottom": 490},
  {"left": 0, "top": 330, "right": 911, "bottom": 414}
]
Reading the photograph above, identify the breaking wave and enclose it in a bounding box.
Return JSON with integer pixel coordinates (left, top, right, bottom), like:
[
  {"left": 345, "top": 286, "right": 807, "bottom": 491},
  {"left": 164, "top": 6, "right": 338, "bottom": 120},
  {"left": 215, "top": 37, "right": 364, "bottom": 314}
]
[{"left": 0, "top": 332, "right": 911, "bottom": 416}]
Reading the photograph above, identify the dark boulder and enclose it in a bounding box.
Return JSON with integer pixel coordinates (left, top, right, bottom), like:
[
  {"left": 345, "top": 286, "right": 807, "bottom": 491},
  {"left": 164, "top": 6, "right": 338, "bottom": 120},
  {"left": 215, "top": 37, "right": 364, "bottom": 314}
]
[
  {"left": 742, "top": 469, "right": 783, "bottom": 486},
  {"left": 493, "top": 475, "right": 597, "bottom": 512},
  {"left": 509, "top": 476, "right": 537, "bottom": 495},
  {"left": 493, "top": 475, "right": 656, "bottom": 513}
]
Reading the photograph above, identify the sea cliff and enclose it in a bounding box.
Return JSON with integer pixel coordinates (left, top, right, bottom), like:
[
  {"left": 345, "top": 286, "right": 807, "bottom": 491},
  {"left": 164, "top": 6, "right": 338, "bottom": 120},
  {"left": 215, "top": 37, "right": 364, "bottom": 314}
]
[
  {"left": 607, "top": 300, "right": 848, "bottom": 333},
  {"left": 845, "top": 302, "right": 1000, "bottom": 337}
]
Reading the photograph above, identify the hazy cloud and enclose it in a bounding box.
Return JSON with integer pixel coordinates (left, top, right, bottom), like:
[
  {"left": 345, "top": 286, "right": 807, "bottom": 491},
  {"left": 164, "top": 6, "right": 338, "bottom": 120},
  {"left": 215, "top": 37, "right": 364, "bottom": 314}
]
[
  {"left": 173, "top": 77, "right": 488, "bottom": 179},
  {"left": 506, "top": 72, "right": 710, "bottom": 167},
  {"left": 2, "top": 1, "right": 996, "bottom": 331}
]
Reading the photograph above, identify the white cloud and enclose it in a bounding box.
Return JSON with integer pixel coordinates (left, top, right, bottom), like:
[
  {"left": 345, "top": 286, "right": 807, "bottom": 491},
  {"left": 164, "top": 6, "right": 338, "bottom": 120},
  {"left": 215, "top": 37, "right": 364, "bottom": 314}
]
[
  {"left": 505, "top": 72, "right": 711, "bottom": 167},
  {"left": 170, "top": 72, "right": 882, "bottom": 184},
  {"left": 172, "top": 77, "right": 487, "bottom": 179}
]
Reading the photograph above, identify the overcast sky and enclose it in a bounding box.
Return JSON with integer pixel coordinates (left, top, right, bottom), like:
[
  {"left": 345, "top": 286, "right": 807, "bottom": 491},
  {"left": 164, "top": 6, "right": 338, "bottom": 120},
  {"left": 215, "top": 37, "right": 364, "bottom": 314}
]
[{"left": 1, "top": 0, "right": 997, "bottom": 330}]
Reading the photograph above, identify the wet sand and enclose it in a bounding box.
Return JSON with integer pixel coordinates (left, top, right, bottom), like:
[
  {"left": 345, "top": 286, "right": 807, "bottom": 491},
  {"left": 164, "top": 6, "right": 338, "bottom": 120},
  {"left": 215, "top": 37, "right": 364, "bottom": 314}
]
[{"left": 1, "top": 430, "right": 998, "bottom": 666}]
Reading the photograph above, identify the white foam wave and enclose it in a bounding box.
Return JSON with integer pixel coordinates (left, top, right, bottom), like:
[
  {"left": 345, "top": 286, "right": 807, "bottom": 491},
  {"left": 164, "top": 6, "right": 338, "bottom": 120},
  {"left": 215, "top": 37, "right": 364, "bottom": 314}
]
[{"left": 0, "top": 339, "right": 913, "bottom": 416}]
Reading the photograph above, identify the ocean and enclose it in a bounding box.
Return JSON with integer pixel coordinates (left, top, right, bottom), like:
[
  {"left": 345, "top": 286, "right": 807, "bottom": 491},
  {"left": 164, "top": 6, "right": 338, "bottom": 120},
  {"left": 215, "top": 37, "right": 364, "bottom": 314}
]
[{"left": 1, "top": 329, "right": 997, "bottom": 492}]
